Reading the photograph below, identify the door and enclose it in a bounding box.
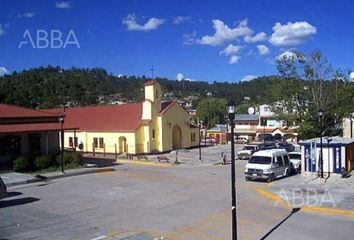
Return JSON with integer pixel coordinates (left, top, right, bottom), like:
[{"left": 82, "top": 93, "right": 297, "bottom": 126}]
[
  {"left": 172, "top": 125, "right": 182, "bottom": 150},
  {"left": 118, "top": 137, "right": 127, "bottom": 154}
]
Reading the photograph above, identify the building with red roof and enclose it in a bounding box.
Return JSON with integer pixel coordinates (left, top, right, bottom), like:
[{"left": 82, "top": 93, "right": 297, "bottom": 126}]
[
  {"left": 50, "top": 81, "right": 200, "bottom": 155},
  {"left": 0, "top": 103, "right": 70, "bottom": 168}
]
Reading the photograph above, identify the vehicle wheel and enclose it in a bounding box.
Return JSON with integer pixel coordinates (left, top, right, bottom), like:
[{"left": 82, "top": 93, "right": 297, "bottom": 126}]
[
  {"left": 267, "top": 174, "right": 274, "bottom": 183},
  {"left": 285, "top": 169, "right": 290, "bottom": 177},
  {"left": 245, "top": 177, "right": 250, "bottom": 181},
  {"left": 297, "top": 166, "right": 301, "bottom": 174}
]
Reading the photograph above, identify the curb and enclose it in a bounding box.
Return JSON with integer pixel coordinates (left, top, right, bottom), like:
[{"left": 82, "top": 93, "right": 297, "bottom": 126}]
[
  {"left": 116, "top": 159, "right": 174, "bottom": 167},
  {"left": 256, "top": 187, "right": 354, "bottom": 218},
  {"left": 5, "top": 167, "right": 115, "bottom": 187}
]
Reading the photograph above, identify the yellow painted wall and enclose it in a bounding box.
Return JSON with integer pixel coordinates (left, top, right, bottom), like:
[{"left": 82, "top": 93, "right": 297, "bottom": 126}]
[
  {"left": 62, "top": 82, "right": 198, "bottom": 155},
  {"left": 63, "top": 131, "right": 137, "bottom": 154},
  {"left": 158, "top": 103, "right": 200, "bottom": 151},
  {"left": 142, "top": 100, "right": 152, "bottom": 120}
]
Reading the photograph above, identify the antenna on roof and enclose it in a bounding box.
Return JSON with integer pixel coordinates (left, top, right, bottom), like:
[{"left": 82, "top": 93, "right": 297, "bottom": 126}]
[{"left": 150, "top": 65, "right": 155, "bottom": 79}]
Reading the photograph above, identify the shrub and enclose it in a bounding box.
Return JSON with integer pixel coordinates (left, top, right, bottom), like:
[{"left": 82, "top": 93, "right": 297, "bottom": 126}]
[
  {"left": 56, "top": 151, "right": 82, "bottom": 166},
  {"left": 34, "top": 155, "right": 53, "bottom": 170},
  {"left": 13, "top": 156, "right": 30, "bottom": 172}
]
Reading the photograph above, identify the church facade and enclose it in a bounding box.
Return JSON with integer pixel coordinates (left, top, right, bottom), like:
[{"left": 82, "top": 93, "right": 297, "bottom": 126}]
[{"left": 55, "top": 81, "right": 200, "bottom": 154}]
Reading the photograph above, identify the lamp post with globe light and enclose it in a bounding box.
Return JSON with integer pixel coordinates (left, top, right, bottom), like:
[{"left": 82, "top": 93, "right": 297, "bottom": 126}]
[
  {"left": 226, "top": 100, "right": 238, "bottom": 240},
  {"left": 318, "top": 109, "right": 325, "bottom": 178}
]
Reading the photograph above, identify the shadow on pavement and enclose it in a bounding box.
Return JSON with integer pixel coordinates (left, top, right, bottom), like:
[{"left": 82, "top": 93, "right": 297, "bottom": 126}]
[
  {"left": 0, "top": 197, "right": 40, "bottom": 208},
  {"left": 6, "top": 191, "right": 23, "bottom": 198},
  {"left": 83, "top": 156, "right": 121, "bottom": 168},
  {"left": 259, "top": 208, "right": 300, "bottom": 240}
]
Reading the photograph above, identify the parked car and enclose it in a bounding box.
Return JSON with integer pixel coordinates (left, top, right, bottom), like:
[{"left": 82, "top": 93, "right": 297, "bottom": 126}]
[
  {"left": 288, "top": 151, "right": 301, "bottom": 174},
  {"left": 244, "top": 149, "right": 292, "bottom": 182},
  {"left": 201, "top": 137, "right": 217, "bottom": 145},
  {"left": 235, "top": 137, "right": 248, "bottom": 144},
  {"left": 237, "top": 144, "right": 259, "bottom": 160},
  {"left": 0, "top": 176, "right": 7, "bottom": 199},
  {"left": 277, "top": 142, "right": 295, "bottom": 152},
  {"left": 261, "top": 141, "right": 277, "bottom": 150}
]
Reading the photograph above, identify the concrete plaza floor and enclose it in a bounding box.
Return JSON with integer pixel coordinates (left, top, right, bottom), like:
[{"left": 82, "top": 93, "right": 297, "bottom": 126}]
[{"left": 1, "top": 143, "right": 353, "bottom": 239}]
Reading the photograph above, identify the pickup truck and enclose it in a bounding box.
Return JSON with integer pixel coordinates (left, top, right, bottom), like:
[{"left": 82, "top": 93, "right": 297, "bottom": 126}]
[{"left": 237, "top": 144, "right": 259, "bottom": 160}]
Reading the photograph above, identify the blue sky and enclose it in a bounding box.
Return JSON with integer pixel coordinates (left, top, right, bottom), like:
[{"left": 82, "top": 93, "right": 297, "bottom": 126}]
[{"left": 0, "top": 0, "right": 353, "bottom": 82}]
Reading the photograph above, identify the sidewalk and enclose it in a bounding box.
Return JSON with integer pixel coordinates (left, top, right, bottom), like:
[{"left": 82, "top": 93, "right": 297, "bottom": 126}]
[
  {"left": 116, "top": 143, "right": 244, "bottom": 167},
  {"left": 1, "top": 165, "right": 116, "bottom": 187},
  {"left": 258, "top": 173, "right": 354, "bottom": 216}
]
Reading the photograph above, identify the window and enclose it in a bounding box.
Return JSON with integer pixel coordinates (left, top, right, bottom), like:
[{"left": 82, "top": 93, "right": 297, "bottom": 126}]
[
  {"left": 277, "top": 156, "right": 284, "bottom": 166},
  {"left": 249, "top": 156, "right": 271, "bottom": 164},
  {"left": 93, "top": 138, "right": 98, "bottom": 148},
  {"left": 283, "top": 155, "right": 290, "bottom": 165},
  {"left": 99, "top": 138, "right": 104, "bottom": 148},
  {"left": 191, "top": 133, "right": 196, "bottom": 142},
  {"left": 74, "top": 137, "right": 78, "bottom": 147},
  {"left": 69, "top": 137, "right": 73, "bottom": 147},
  {"left": 152, "top": 129, "right": 155, "bottom": 139}
]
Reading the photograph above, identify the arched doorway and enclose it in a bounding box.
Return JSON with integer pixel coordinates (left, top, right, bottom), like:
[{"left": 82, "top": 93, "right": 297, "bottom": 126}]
[
  {"left": 274, "top": 133, "right": 283, "bottom": 141},
  {"left": 172, "top": 125, "right": 182, "bottom": 150},
  {"left": 119, "top": 137, "right": 127, "bottom": 153}
]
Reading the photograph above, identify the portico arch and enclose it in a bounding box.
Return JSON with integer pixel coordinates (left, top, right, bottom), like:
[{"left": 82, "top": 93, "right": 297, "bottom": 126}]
[{"left": 172, "top": 125, "right": 182, "bottom": 150}]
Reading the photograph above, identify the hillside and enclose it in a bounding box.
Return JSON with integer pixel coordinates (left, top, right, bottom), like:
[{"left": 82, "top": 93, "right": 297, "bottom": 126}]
[{"left": 0, "top": 66, "right": 293, "bottom": 109}]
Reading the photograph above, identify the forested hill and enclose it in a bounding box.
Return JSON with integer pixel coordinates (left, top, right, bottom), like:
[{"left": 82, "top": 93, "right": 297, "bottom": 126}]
[{"left": 0, "top": 65, "right": 293, "bottom": 109}]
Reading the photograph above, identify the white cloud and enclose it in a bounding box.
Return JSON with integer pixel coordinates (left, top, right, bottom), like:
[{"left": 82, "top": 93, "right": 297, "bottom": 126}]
[
  {"left": 176, "top": 73, "right": 184, "bottom": 81},
  {"left": 0, "top": 67, "right": 9, "bottom": 76},
  {"left": 174, "top": 16, "right": 190, "bottom": 25},
  {"left": 56, "top": 1, "right": 71, "bottom": 9},
  {"left": 197, "top": 19, "right": 253, "bottom": 46},
  {"left": 219, "top": 44, "right": 241, "bottom": 56},
  {"left": 257, "top": 44, "right": 270, "bottom": 55},
  {"left": 229, "top": 55, "right": 240, "bottom": 64},
  {"left": 269, "top": 21, "right": 316, "bottom": 46},
  {"left": 0, "top": 24, "right": 4, "bottom": 36},
  {"left": 122, "top": 14, "right": 164, "bottom": 31},
  {"left": 350, "top": 72, "right": 354, "bottom": 81},
  {"left": 244, "top": 32, "right": 266, "bottom": 43},
  {"left": 18, "top": 12, "right": 35, "bottom": 18},
  {"left": 183, "top": 30, "right": 196, "bottom": 45},
  {"left": 276, "top": 51, "right": 297, "bottom": 60},
  {"left": 240, "top": 75, "right": 258, "bottom": 82}
]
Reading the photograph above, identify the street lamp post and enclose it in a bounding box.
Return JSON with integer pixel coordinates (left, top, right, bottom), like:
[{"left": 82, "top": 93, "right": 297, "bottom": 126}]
[
  {"left": 199, "top": 120, "right": 202, "bottom": 161},
  {"left": 350, "top": 113, "right": 353, "bottom": 138},
  {"left": 59, "top": 114, "right": 65, "bottom": 173},
  {"left": 227, "top": 100, "right": 237, "bottom": 240},
  {"left": 318, "top": 109, "right": 324, "bottom": 178}
]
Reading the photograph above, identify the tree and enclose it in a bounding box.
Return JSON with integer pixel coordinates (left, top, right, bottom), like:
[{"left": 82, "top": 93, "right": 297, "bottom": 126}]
[
  {"left": 196, "top": 98, "right": 227, "bottom": 128},
  {"left": 275, "top": 50, "right": 353, "bottom": 139}
]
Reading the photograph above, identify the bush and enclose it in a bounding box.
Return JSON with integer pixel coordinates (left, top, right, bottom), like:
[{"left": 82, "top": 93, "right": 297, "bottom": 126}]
[
  {"left": 56, "top": 151, "right": 82, "bottom": 166},
  {"left": 34, "top": 155, "right": 53, "bottom": 170},
  {"left": 13, "top": 156, "right": 30, "bottom": 172}
]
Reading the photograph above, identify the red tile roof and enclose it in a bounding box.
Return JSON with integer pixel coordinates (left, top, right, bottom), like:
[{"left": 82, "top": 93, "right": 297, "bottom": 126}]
[
  {"left": 144, "top": 80, "right": 158, "bottom": 86},
  {"left": 159, "top": 101, "right": 177, "bottom": 115},
  {"left": 0, "top": 123, "right": 75, "bottom": 134},
  {"left": 47, "top": 104, "right": 144, "bottom": 132},
  {"left": 0, "top": 103, "right": 70, "bottom": 133},
  {"left": 0, "top": 103, "right": 60, "bottom": 118}
]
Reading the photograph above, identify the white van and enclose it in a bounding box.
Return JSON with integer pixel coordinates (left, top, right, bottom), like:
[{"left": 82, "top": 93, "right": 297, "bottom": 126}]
[{"left": 244, "top": 149, "right": 291, "bottom": 182}]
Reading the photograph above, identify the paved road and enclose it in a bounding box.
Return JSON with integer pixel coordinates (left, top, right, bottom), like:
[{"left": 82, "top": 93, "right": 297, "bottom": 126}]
[{"left": 1, "top": 160, "right": 353, "bottom": 240}]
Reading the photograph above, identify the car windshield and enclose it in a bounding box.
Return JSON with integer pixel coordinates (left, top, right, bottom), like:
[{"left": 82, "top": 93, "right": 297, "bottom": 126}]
[
  {"left": 289, "top": 154, "right": 301, "bottom": 160},
  {"left": 243, "top": 146, "right": 255, "bottom": 150},
  {"left": 249, "top": 156, "right": 271, "bottom": 164}
]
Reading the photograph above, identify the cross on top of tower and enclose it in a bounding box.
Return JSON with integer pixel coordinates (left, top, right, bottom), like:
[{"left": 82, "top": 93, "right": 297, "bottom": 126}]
[{"left": 150, "top": 65, "right": 155, "bottom": 79}]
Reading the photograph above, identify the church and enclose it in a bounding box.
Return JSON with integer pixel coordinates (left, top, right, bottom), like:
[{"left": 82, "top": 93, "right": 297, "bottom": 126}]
[{"left": 54, "top": 80, "right": 200, "bottom": 155}]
